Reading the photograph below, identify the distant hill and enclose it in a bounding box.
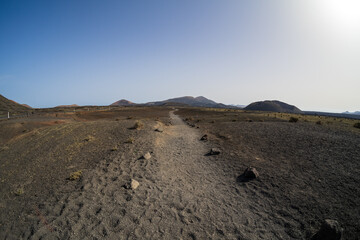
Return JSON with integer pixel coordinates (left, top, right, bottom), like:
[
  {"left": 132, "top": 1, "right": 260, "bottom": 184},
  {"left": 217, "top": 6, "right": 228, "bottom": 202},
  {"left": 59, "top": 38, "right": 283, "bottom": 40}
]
[
  {"left": 230, "top": 104, "right": 246, "bottom": 108},
  {"left": 305, "top": 111, "right": 360, "bottom": 120},
  {"left": 343, "top": 111, "right": 360, "bottom": 115},
  {"left": 21, "top": 104, "right": 32, "bottom": 109},
  {"left": 0, "top": 94, "right": 31, "bottom": 114},
  {"left": 111, "top": 99, "right": 136, "bottom": 106},
  {"left": 55, "top": 104, "right": 79, "bottom": 108},
  {"left": 244, "top": 100, "right": 303, "bottom": 114},
  {"left": 146, "top": 96, "right": 230, "bottom": 108}
]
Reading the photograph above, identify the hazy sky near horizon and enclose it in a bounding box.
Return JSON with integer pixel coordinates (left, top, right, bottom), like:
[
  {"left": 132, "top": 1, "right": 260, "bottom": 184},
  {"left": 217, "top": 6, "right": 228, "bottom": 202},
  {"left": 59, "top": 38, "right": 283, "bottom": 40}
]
[{"left": 1, "top": 0, "right": 359, "bottom": 112}]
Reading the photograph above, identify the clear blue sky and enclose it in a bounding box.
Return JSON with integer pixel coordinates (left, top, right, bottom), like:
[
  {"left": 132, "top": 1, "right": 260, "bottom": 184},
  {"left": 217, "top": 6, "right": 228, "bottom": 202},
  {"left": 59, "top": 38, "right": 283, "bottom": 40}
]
[{"left": 1, "top": 0, "right": 359, "bottom": 112}]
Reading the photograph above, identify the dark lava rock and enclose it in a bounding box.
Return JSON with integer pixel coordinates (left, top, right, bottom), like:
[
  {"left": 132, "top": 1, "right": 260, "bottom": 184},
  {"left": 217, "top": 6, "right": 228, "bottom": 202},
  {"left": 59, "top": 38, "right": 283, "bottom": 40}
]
[
  {"left": 209, "top": 148, "right": 221, "bottom": 155},
  {"left": 243, "top": 167, "right": 259, "bottom": 179},
  {"left": 200, "top": 134, "right": 208, "bottom": 141},
  {"left": 155, "top": 127, "right": 164, "bottom": 132},
  {"left": 311, "top": 219, "right": 343, "bottom": 240},
  {"left": 312, "top": 219, "right": 343, "bottom": 240}
]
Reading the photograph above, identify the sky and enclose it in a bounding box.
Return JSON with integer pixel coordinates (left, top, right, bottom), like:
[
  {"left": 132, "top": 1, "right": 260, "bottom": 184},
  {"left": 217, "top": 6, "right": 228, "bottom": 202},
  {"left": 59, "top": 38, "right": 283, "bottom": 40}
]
[{"left": 0, "top": 0, "right": 359, "bottom": 112}]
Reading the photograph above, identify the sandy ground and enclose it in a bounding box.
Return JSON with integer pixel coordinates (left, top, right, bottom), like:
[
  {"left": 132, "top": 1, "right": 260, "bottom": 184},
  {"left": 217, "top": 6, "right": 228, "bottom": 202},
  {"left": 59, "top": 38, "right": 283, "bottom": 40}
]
[
  {"left": 20, "top": 111, "right": 263, "bottom": 239},
  {"left": 1, "top": 107, "right": 359, "bottom": 239}
]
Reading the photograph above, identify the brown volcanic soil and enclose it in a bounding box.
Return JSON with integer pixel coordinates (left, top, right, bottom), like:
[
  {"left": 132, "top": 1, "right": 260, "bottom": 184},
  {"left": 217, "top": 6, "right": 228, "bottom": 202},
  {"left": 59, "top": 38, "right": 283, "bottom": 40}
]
[
  {"left": 0, "top": 107, "right": 359, "bottom": 239},
  {"left": 177, "top": 108, "right": 360, "bottom": 239}
]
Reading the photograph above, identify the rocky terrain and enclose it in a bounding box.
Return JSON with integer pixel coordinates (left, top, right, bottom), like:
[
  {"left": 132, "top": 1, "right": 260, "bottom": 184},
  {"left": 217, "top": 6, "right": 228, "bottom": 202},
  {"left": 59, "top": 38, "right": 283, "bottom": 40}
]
[{"left": 0, "top": 106, "right": 359, "bottom": 239}]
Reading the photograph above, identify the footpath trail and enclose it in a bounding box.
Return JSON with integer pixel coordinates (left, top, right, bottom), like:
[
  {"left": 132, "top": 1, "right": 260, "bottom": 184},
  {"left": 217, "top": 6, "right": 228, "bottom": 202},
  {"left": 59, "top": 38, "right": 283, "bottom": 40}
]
[{"left": 28, "top": 110, "right": 282, "bottom": 240}]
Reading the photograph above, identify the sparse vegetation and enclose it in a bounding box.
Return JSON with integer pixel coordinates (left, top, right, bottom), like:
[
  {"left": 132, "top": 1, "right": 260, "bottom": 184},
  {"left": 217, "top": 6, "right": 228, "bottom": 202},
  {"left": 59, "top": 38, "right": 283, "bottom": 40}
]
[
  {"left": 289, "top": 117, "right": 298, "bottom": 123},
  {"left": 132, "top": 120, "right": 144, "bottom": 130},
  {"left": 69, "top": 170, "right": 82, "bottom": 180},
  {"left": 125, "top": 137, "right": 135, "bottom": 143},
  {"left": 14, "top": 187, "right": 24, "bottom": 196},
  {"left": 110, "top": 146, "right": 118, "bottom": 151},
  {"left": 83, "top": 135, "right": 95, "bottom": 142}
]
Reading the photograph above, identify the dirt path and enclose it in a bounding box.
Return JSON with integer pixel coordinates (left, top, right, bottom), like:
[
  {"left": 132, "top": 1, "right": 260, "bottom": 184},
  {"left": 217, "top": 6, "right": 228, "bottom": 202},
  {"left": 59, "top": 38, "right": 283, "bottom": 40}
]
[{"left": 27, "top": 110, "right": 288, "bottom": 239}]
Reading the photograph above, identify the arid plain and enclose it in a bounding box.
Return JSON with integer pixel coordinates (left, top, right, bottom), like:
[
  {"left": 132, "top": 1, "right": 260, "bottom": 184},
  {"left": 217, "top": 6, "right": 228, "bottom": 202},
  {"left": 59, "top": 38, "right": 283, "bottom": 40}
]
[{"left": 0, "top": 106, "right": 359, "bottom": 239}]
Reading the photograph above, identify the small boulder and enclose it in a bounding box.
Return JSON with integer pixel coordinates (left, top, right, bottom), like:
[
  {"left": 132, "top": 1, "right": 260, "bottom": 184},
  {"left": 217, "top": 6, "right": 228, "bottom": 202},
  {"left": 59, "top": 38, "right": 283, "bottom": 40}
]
[
  {"left": 155, "top": 127, "right": 164, "bottom": 132},
  {"left": 200, "top": 134, "right": 208, "bottom": 141},
  {"left": 312, "top": 219, "right": 342, "bottom": 240},
  {"left": 243, "top": 167, "right": 259, "bottom": 179},
  {"left": 130, "top": 179, "right": 139, "bottom": 190},
  {"left": 143, "top": 152, "right": 151, "bottom": 160},
  {"left": 209, "top": 148, "right": 221, "bottom": 155}
]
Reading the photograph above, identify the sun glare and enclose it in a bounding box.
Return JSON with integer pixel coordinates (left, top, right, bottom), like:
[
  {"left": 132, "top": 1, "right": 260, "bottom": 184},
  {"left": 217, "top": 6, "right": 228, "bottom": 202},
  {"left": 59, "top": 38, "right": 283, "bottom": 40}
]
[{"left": 315, "top": 0, "right": 360, "bottom": 34}]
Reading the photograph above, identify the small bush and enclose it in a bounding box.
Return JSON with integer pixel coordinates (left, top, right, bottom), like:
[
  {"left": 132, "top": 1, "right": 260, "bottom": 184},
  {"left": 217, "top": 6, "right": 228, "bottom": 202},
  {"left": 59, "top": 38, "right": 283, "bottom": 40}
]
[
  {"left": 125, "top": 137, "right": 135, "bottom": 144},
  {"left": 110, "top": 146, "right": 118, "bottom": 151},
  {"left": 289, "top": 117, "right": 298, "bottom": 123},
  {"left": 69, "top": 170, "right": 82, "bottom": 180},
  {"left": 132, "top": 121, "right": 144, "bottom": 130},
  {"left": 316, "top": 121, "right": 322, "bottom": 125},
  {"left": 14, "top": 187, "right": 24, "bottom": 196},
  {"left": 354, "top": 122, "right": 360, "bottom": 129},
  {"left": 83, "top": 135, "right": 95, "bottom": 142}
]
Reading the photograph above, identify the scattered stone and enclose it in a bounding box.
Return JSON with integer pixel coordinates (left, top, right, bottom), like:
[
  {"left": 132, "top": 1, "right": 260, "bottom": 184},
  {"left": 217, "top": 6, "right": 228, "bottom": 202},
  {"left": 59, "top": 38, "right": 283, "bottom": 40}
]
[
  {"left": 123, "top": 179, "right": 139, "bottom": 190},
  {"left": 200, "top": 134, "right": 208, "bottom": 141},
  {"left": 143, "top": 152, "right": 151, "bottom": 160},
  {"left": 209, "top": 148, "right": 221, "bottom": 155},
  {"left": 312, "top": 219, "right": 343, "bottom": 240},
  {"left": 243, "top": 167, "right": 259, "bottom": 179},
  {"left": 130, "top": 179, "right": 139, "bottom": 190},
  {"left": 155, "top": 127, "right": 164, "bottom": 132}
]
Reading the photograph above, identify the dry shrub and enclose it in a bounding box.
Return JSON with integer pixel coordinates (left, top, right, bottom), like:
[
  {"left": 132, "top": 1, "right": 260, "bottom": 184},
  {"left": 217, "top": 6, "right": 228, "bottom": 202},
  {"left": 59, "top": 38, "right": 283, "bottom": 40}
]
[
  {"left": 125, "top": 137, "right": 135, "bottom": 143},
  {"left": 316, "top": 121, "right": 322, "bottom": 125},
  {"left": 14, "top": 187, "right": 24, "bottom": 196},
  {"left": 132, "top": 120, "right": 144, "bottom": 130},
  {"left": 354, "top": 122, "right": 360, "bottom": 129},
  {"left": 289, "top": 117, "right": 298, "bottom": 123},
  {"left": 69, "top": 170, "right": 82, "bottom": 180}
]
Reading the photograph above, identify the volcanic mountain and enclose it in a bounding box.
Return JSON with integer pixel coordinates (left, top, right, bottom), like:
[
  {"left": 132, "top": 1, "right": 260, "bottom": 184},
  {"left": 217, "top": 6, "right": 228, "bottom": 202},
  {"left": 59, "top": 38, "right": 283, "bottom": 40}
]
[
  {"left": 146, "top": 96, "right": 229, "bottom": 108},
  {"left": 55, "top": 104, "right": 79, "bottom": 108},
  {"left": 244, "top": 100, "right": 303, "bottom": 114},
  {"left": 111, "top": 99, "right": 136, "bottom": 106},
  {"left": 0, "top": 94, "right": 31, "bottom": 114}
]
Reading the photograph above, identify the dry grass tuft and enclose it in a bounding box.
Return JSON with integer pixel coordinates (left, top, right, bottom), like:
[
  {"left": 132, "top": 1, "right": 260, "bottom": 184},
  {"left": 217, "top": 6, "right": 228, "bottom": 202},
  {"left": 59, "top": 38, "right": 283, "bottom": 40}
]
[
  {"left": 289, "top": 117, "right": 298, "bottom": 123},
  {"left": 69, "top": 170, "right": 82, "bottom": 180},
  {"left": 125, "top": 137, "right": 135, "bottom": 144},
  {"left": 132, "top": 121, "right": 144, "bottom": 130},
  {"left": 14, "top": 187, "right": 24, "bottom": 196}
]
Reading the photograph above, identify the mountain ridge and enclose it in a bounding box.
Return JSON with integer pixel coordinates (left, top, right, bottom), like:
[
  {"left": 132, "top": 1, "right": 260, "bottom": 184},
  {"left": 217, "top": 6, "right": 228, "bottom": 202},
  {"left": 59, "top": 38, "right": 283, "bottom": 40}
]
[{"left": 0, "top": 94, "right": 31, "bottom": 114}]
